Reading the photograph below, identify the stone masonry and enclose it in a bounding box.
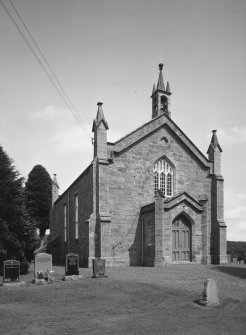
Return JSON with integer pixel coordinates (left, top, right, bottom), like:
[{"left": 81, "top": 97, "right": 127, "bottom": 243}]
[{"left": 49, "top": 64, "right": 227, "bottom": 267}]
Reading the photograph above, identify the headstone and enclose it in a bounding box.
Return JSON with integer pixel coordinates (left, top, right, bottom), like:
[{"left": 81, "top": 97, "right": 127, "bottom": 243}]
[
  {"left": 65, "top": 253, "right": 79, "bottom": 276},
  {"left": 0, "top": 250, "right": 7, "bottom": 276},
  {"left": 232, "top": 257, "right": 237, "bottom": 263},
  {"left": 92, "top": 258, "right": 107, "bottom": 278},
  {"left": 226, "top": 254, "right": 231, "bottom": 263},
  {"left": 203, "top": 278, "right": 219, "bottom": 306},
  {"left": 35, "top": 252, "right": 52, "bottom": 279},
  {"left": 3, "top": 260, "right": 20, "bottom": 282}
]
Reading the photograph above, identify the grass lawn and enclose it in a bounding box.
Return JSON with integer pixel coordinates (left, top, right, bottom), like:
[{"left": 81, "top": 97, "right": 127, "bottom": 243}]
[{"left": 0, "top": 263, "right": 246, "bottom": 335}]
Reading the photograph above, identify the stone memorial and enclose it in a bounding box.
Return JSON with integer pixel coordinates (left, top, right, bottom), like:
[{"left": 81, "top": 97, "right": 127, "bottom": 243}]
[
  {"left": 0, "top": 250, "right": 7, "bottom": 276},
  {"left": 3, "top": 260, "right": 20, "bottom": 282},
  {"left": 203, "top": 278, "right": 219, "bottom": 306},
  {"left": 65, "top": 253, "right": 79, "bottom": 276},
  {"left": 226, "top": 254, "right": 231, "bottom": 263},
  {"left": 92, "top": 258, "right": 107, "bottom": 278},
  {"left": 35, "top": 252, "right": 52, "bottom": 278}
]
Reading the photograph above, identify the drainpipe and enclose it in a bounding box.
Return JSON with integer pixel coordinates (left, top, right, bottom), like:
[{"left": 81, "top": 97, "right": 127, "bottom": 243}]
[
  {"left": 141, "top": 216, "right": 144, "bottom": 266},
  {"left": 67, "top": 190, "right": 70, "bottom": 253}
]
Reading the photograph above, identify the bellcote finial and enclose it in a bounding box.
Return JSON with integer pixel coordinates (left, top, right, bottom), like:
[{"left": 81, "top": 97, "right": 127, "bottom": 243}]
[{"left": 157, "top": 63, "right": 165, "bottom": 91}]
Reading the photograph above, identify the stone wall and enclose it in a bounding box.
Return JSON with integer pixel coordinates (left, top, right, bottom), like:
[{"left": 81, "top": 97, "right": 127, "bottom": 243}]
[
  {"left": 108, "top": 117, "right": 212, "bottom": 266},
  {"left": 50, "top": 165, "right": 93, "bottom": 266}
]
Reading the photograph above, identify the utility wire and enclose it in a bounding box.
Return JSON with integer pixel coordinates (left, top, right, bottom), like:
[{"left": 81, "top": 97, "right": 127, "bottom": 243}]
[
  {"left": 8, "top": 0, "right": 89, "bottom": 131},
  {"left": 0, "top": 0, "right": 92, "bottom": 141}
]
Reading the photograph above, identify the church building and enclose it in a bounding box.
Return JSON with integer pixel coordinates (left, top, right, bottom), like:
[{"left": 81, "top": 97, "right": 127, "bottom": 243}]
[{"left": 50, "top": 64, "right": 227, "bottom": 267}]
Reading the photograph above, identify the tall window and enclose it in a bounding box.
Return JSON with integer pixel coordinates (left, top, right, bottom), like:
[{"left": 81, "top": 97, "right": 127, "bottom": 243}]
[
  {"left": 64, "top": 204, "right": 67, "bottom": 242},
  {"left": 74, "top": 194, "right": 79, "bottom": 239},
  {"left": 154, "top": 158, "right": 173, "bottom": 197}
]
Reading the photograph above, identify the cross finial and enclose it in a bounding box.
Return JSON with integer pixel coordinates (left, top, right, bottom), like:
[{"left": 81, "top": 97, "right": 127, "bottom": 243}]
[{"left": 159, "top": 63, "right": 163, "bottom": 70}]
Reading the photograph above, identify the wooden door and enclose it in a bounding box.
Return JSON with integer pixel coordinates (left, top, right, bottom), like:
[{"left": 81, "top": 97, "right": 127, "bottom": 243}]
[{"left": 172, "top": 216, "right": 191, "bottom": 261}]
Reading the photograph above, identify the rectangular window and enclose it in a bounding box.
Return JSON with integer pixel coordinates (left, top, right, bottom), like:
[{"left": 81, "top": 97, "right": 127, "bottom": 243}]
[
  {"left": 75, "top": 194, "right": 79, "bottom": 239},
  {"left": 64, "top": 204, "right": 67, "bottom": 242}
]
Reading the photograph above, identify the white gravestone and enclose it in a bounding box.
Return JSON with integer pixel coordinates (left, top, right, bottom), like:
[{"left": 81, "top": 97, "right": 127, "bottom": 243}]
[
  {"left": 203, "top": 278, "right": 219, "bottom": 306},
  {"left": 35, "top": 253, "right": 52, "bottom": 278}
]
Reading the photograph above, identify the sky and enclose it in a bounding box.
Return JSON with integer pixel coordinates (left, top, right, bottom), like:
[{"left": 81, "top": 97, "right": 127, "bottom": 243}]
[{"left": 0, "top": 0, "right": 246, "bottom": 241}]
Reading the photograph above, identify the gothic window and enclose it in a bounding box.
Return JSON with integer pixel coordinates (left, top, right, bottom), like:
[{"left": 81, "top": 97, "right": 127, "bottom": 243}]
[
  {"left": 160, "top": 172, "right": 165, "bottom": 193},
  {"left": 154, "top": 171, "right": 158, "bottom": 194},
  {"left": 154, "top": 158, "right": 173, "bottom": 197},
  {"left": 167, "top": 173, "right": 172, "bottom": 196}
]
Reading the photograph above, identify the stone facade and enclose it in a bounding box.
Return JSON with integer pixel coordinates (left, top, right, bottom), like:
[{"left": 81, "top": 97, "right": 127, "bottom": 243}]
[{"left": 49, "top": 64, "right": 227, "bottom": 267}]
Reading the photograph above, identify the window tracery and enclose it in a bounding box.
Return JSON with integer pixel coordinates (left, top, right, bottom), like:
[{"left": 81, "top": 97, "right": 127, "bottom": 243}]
[{"left": 154, "top": 158, "right": 173, "bottom": 196}]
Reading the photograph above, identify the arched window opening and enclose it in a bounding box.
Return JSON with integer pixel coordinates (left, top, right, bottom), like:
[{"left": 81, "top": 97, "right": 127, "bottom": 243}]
[
  {"left": 153, "top": 158, "right": 173, "bottom": 197},
  {"left": 154, "top": 97, "right": 157, "bottom": 112},
  {"left": 161, "top": 96, "right": 168, "bottom": 113}
]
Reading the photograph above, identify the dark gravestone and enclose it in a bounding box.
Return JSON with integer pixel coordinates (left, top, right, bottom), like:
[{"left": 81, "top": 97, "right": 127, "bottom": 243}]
[
  {"left": 0, "top": 250, "right": 7, "bottom": 276},
  {"left": 65, "top": 253, "right": 79, "bottom": 276},
  {"left": 92, "top": 258, "right": 107, "bottom": 278},
  {"left": 3, "top": 260, "right": 20, "bottom": 282}
]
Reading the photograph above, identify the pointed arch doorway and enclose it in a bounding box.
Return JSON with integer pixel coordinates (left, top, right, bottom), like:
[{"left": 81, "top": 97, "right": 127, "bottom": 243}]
[{"left": 172, "top": 215, "right": 192, "bottom": 262}]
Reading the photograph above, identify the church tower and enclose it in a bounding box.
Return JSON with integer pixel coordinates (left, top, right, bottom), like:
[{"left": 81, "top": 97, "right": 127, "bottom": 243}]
[{"left": 151, "top": 63, "right": 172, "bottom": 119}]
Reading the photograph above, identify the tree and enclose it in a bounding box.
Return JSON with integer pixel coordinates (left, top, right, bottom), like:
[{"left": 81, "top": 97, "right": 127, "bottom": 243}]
[
  {"left": 25, "top": 165, "right": 52, "bottom": 237},
  {"left": 0, "top": 145, "right": 36, "bottom": 272}
]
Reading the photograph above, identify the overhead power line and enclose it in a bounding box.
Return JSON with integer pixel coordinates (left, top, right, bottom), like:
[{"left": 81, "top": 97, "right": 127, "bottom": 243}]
[{"left": 0, "top": 0, "right": 92, "bottom": 142}]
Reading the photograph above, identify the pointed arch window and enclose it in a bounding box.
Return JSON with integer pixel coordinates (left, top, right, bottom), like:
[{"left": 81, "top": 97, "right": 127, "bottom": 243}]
[{"left": 154, "top": 158, "right": 173, "bottom": 197}]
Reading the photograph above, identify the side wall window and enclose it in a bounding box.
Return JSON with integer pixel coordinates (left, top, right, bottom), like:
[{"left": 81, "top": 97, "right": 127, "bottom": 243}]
[
  {"left": 154, "top": 158, "right": 173, "bottom": 197},
  {"left": 64, "top": 204, "right": 67, "bottom": 242},
  {"left": 74, "top": 194, "right": 79, "bottom": 239}
]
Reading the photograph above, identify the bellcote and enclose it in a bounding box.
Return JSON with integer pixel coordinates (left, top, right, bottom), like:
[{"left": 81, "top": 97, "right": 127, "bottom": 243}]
[{"left": 151, "top": 63, "right": 172, "bottom": 119}]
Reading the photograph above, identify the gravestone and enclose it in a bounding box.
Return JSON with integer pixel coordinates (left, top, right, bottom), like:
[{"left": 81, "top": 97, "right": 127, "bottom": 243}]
[
  {"left": 203, "top": 278, "right": 219, "bottom": 306},
  {"left": 92, "top": 258, "right": 107, "bottom": 278},
  {"left": 3, "top": 260, "right": 20, "bottom": 282},
  {"left": 0, "top": 250, "right": 7, "bottom": 276},
  {"left": 35, "top": 252, "right": 52, "bottom": 278},
  {"left": 226, "top": 254, "right": 231, "bottom": 263},
  {"left": 65, "top": 253, "right": 79, "bottom": 276}
]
